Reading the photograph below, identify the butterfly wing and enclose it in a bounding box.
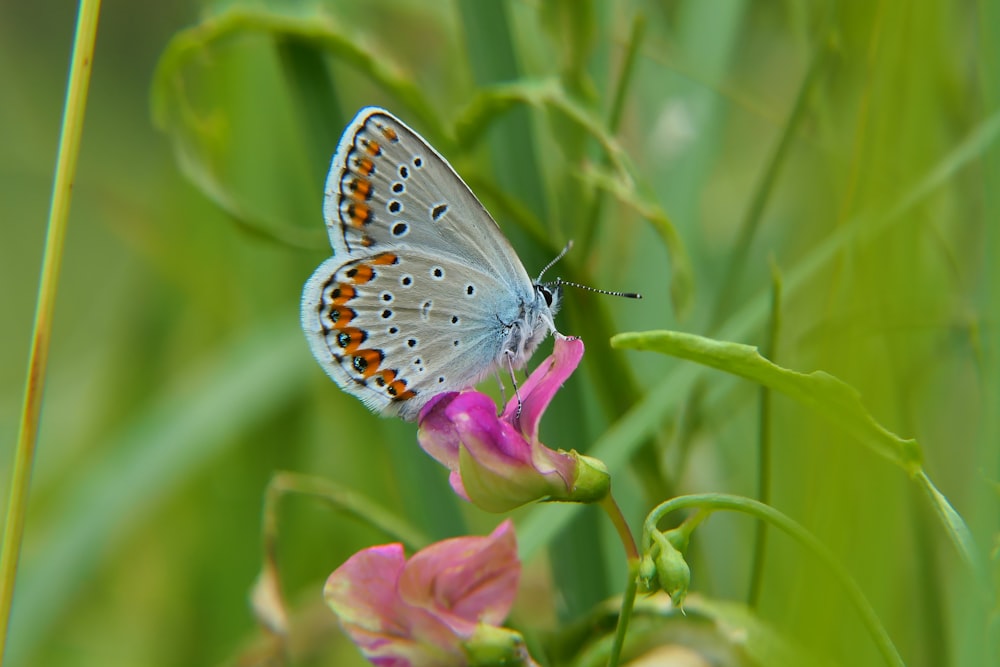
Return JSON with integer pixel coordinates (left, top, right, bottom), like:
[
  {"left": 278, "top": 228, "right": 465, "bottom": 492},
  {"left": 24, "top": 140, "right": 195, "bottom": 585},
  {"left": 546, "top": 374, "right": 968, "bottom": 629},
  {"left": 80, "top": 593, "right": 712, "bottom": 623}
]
[
  {"left": 323, "top": 107, "right": 533, "bottom": 293},
  {"left": 304, "top": 107, "right": 556, "bottom": 420},
  {"left": 302, "top": 250, "right": 524, "bottom": 420}
]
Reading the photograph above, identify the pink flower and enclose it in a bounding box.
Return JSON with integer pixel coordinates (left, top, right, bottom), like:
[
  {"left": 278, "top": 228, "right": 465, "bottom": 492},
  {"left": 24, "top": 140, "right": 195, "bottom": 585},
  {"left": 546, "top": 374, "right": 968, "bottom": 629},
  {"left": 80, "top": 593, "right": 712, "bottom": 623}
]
[
  {"left": 324, "top": 521, "right": 537, "bottom": 667},
  {"left": 417, "top": 335, "right": 610, "bottom": 513}
]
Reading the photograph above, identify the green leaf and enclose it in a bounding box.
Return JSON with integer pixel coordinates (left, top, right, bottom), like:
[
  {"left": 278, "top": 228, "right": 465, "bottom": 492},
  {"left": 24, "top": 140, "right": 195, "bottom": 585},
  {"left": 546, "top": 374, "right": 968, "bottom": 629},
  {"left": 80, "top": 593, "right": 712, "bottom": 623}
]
[
  {"left": 611, "top": 330, "right": 922, "bottom": 472},
  {"left": 615, "top": 331, "right": 991, "bottom": 595}
]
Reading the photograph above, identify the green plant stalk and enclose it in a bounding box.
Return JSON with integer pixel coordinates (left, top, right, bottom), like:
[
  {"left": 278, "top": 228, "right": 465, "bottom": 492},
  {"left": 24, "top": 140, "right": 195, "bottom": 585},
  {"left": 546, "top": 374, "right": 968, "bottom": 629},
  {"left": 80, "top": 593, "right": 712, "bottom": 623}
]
[
  {"left": 911, "top": 470, "right": 991, "bottom": 606},
  {"left": 644, "top": 494, "right": 906, "bottom": 667},
  {"left": 605, "top": 558, "right": 640, "bottom": 667},
  {"left": 600, "top": 493, "right": 639, "bottom": 561},
  {"left": 264, "top": 471, "right": 430, "bottom": 553},
  {"left": 456, "top": 0, "right": 547, "bottom": 225},
  {"left": 579, "top": 12, "right": 646, "bottom": 258},
  {"left": 748, "top": 262, "right": 782, "bottom": 608},
  {"left": 274, "top": 36, "right": 344, "bottom": 180},
  {"left": 251, "top": 471, "right": 431, "bottom": 639},
  {"left": 597, "top": 492, "right": 642, "bottom": 667},
  {"left": 0, "top": 0, "right": 102, "bottom": 662},
  {"left": 707, "top": 5, "right": 832, "bottom": 331}
]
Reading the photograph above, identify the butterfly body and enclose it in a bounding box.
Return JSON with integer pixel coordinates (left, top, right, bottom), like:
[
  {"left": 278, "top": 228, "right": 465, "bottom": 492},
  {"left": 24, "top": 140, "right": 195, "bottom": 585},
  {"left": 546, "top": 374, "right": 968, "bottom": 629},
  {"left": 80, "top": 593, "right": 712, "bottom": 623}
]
[{"left": 302, "top": 107, "right": 560, "bottom": 421}]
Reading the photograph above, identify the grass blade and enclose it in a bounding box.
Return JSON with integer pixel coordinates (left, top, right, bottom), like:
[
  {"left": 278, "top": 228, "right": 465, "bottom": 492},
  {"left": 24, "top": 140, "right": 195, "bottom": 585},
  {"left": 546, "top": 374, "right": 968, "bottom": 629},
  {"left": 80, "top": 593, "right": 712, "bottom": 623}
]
[{"left": 0, "top": 1, "right": 102, "bottom": 661}]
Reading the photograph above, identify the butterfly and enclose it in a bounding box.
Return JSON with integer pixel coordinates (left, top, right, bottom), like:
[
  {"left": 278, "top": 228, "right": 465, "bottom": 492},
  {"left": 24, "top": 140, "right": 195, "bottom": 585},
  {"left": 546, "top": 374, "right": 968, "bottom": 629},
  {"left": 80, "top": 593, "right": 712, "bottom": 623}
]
[{"left": 301, "top": 107, "right": 561, "bottom": 421}]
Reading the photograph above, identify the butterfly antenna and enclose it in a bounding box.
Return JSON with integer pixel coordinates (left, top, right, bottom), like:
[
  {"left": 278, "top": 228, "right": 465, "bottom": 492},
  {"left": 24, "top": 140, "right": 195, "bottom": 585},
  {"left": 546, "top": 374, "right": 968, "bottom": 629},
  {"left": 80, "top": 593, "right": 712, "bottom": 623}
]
[
  {"left": 536, "top": 241, "right": 642, "bottom": 299},
  {"left": 555, "top": 279, "right": 642, "bottom": 300},
  {"left": 536, "top": 240, "right": 574, "bottom": 283}
]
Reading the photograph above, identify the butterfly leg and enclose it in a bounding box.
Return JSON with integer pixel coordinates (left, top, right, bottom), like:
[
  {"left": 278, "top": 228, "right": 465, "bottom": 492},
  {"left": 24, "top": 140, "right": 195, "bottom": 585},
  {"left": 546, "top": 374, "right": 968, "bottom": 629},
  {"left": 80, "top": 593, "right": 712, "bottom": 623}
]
[
  {"left": 493, "top": 370, "right": 508, "bottom": 410},
  {"left": 503, "top": 350, "right": 523, "bottom": 424}
]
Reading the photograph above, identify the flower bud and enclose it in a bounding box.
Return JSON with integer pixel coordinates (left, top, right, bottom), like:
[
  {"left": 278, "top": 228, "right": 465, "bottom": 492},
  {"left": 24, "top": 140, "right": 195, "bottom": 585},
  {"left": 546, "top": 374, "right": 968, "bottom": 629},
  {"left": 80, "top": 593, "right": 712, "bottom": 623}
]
[
  {"left": 462, "top": 623, "right": 538, "bottom": 667},
  {"left": 651, "top": 531, "right": 690, "bottom": 608}
]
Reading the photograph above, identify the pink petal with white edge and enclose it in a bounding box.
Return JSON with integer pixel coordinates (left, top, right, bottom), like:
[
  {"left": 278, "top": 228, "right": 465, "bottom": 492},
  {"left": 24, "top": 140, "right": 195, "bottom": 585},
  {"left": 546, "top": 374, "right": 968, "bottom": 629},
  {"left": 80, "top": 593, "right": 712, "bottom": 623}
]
[
  {"left": 325, "top": 544, "right": 459, "bottom": 662},
  {"left": 324, "top": 543, "right": 407, "bottom": 633},
  {"left": 399, "top": 521, "right": 520, "bottom": 632}
]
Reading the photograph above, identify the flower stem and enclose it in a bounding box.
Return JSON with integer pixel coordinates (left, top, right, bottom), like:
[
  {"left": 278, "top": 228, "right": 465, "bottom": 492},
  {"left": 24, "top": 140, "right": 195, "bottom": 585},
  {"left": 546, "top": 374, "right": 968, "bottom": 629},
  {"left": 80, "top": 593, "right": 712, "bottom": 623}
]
[
  {"left": 605, "top": 558, "right": 640, "bottom": 667},
  {"left": 600, "top": 493, "right": 638, "bottom": 561},
  {"left": 643, "top": 494, "right": 905, "bottom": 667},
  {"left": 0, "top": 1, "right": 102, "bottom": 662},
  {"left": 599, "top": 493, "right": 640, "bottom": 667}
]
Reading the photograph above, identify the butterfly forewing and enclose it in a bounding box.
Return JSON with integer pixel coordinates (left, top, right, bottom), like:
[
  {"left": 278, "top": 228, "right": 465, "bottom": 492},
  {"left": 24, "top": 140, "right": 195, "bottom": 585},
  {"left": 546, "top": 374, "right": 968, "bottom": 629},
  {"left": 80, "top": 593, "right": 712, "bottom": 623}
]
[{"left": 324, "top": 109, "right": 533, "bottom": 292}]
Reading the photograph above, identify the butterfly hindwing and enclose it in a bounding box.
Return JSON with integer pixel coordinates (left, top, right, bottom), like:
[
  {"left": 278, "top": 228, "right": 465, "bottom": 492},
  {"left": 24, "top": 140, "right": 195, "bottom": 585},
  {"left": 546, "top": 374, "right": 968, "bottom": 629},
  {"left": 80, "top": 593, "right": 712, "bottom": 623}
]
[{"left": 302, "top": 249, "right": 521, "bottom": 420}]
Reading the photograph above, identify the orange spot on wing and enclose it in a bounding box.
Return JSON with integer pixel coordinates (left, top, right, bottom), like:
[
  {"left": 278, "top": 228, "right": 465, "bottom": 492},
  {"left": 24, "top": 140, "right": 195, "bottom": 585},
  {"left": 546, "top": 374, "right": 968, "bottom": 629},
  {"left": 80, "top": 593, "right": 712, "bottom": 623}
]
[
  {"left": 386, "top": 378, "right": 410, "bottom": 398},
  {"left": 355, "top": 349, "right": 383, "bottom": 378},
  {"left": 346, "top": 264, "right": 375, "bottom": 284},
  {"left": 349, "top": 178, "right": 372, "bottom": 200},
  {"left": 370, "top": 252, "right": 399, "bottom": 266},
  {"left": 381, "top": 126, "right": 398, "bottom": 142},
  {"left": 393, "top": 388, "right": 417, "bottom": 401},
  {"left": 355, "top": 157, "right": 375, "bottom": 175},
  {"left": 346, "top": 203, "right": 372, "bottom": 227},
  {"left": 363, "top": 139, "right": 381, "bottom": 156},
  {"left": 336, "top": 328, "right": 366, "bottom": 353},
  {"left": 330, "top": 284, "right": 356, "bottom": 305},
  {"left": 330, "top": 307, "right": 354, "bottom": 327}
]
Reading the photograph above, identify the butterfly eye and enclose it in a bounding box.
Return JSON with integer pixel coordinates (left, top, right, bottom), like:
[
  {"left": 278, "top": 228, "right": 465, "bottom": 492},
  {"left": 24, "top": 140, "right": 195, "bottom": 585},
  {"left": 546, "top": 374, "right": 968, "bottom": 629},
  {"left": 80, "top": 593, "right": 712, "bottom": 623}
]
[{"left": 538, "top": 285, "right": 554, "bottom": 307}]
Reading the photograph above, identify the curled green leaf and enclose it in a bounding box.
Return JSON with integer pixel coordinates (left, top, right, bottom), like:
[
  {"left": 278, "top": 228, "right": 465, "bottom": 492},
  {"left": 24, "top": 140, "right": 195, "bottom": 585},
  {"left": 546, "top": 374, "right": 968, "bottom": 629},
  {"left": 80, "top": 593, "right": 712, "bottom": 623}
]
[
  {"left": 611, "top": 330, "right": 922, "bottom": 472},
  {"left": 579, "top": 165, "right": 694, "bottom": 319},
  {"left": 454, "top": 83, "right": 694, "bottom": 319},
  {"left": 151, "top": 6, "right": 444, "bottom": 246}
]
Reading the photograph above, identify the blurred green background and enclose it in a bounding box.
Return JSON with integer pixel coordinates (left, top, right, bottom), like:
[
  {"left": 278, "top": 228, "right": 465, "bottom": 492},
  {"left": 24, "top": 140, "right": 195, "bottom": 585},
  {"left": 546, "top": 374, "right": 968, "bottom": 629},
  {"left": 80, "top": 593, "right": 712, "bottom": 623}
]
[{"left": 2, "top": 1, "right": 998, "bottom": 666}]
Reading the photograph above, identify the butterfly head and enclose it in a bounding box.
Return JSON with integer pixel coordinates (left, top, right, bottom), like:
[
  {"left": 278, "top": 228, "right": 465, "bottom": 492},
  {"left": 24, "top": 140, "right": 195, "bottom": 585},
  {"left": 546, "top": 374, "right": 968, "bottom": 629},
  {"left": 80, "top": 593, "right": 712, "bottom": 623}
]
[{"left": 535, "top": 281, "right": 562, "bottom": 320}]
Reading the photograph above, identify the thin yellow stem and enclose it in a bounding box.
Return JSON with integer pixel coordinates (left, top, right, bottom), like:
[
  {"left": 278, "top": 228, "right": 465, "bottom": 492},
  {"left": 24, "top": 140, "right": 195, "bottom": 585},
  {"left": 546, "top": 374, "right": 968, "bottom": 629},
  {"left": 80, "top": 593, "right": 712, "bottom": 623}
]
[
  {"left": 599, "top": 492, "right": 639, "bottom": 561},
  {"left": 0, "top": 1, "right": 102, "bottom": 662}
]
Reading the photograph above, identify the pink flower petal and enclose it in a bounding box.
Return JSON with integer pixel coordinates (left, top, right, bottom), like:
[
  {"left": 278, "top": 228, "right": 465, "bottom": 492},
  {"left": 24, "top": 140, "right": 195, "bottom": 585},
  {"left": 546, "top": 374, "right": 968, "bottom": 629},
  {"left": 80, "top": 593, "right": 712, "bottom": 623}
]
[
  {"left": 416, "top": 336, "right": 585, "bottom": 512},
  {"left": 324, "top": 544, "right": 459, "bottom": 662},
  {"left": 449, "top": 396, "right": 534, "bottom": 468},
  {"left": 324, "top": 544, "right": 407, "bottom": 634},
  {"left": 342, "top": 626, "right": 455, "bottom": 667},
  {"left": 398, "top": 521, "right": 519, "bottom": 631},
  {"left": 447, "top": 470, "right": 470, "bottom": 501},
  {"left": 417, "top": 393, "right": 464, "bottom": 468},
  {"left": 325, "top": 526, "right": 533, "bottom": 665},
  {"left": 502, "top": 334, "right": 584, "bottom": 442}
]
